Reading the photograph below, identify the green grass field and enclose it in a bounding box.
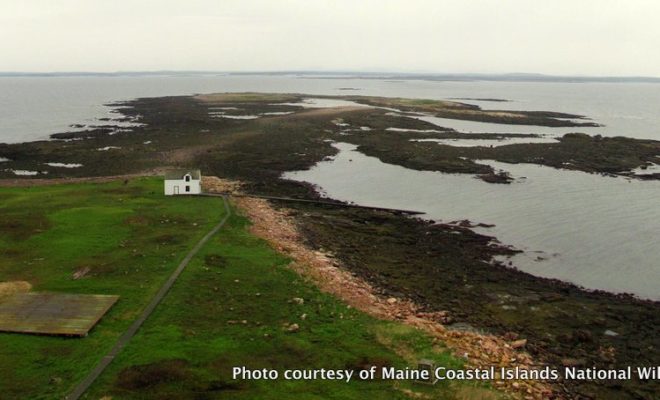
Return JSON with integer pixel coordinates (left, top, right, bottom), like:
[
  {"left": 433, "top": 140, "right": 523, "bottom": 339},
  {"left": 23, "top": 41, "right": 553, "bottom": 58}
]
[{"left": 0, "top": 178, "right": 501, "bottom": 399}]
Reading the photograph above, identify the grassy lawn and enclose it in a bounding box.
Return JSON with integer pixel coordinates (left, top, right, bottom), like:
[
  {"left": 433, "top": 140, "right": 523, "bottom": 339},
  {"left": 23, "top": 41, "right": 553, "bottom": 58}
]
[
  {"left": 0, "top": 179, "right": 501, "bottom": 400},
  {"left": 0, "top": 178, "right": 224, "bottom": 399}
]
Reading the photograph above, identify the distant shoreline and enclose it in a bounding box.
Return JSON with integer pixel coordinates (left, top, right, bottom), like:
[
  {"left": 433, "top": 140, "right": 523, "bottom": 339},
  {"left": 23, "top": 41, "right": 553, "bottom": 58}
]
[{"left": 2, "top": 71, "right": 660, "bottom": 83}]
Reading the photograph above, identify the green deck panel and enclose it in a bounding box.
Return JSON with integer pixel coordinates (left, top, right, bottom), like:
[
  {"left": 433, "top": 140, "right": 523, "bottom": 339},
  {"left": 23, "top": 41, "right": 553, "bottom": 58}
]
[{"left": 0, "top": 293, "right": 119, "bottom": 337}]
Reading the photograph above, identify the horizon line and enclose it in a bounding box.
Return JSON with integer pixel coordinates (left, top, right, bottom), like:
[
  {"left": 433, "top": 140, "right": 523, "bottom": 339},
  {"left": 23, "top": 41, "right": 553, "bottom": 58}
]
[{"left": 1, "top": 70, "right": 660, "bottom": 81}]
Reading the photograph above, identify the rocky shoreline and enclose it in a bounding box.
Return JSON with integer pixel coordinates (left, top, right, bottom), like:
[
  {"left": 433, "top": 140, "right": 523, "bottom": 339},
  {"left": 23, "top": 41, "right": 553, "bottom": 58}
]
[{"left": 204, "top": 176, "right": 556, "bottom": 399}]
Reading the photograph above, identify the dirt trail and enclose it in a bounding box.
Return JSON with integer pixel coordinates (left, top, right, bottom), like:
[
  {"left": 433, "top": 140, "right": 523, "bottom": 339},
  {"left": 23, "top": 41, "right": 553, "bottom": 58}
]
[{"left": 202, "top": 176, "right": 560, "bottom": 400}]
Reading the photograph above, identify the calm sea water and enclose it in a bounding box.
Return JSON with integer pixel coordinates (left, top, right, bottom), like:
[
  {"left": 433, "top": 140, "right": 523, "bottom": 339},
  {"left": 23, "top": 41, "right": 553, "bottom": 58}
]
[
  {"left": 1, "top": 75, "right": 659, "bottom": 299},
  {"left": 285, "top": 143, "right": 660, "bottom": 300},
  {"left": 1, "top": 75, "right": 660, "bottom": 143}
]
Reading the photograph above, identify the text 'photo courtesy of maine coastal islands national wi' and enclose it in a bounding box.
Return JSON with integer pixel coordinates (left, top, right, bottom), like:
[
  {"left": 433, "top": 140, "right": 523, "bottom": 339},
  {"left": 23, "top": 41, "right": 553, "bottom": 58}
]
[{"left": 0, "top": 1, "right": 659, "bottom": 400}]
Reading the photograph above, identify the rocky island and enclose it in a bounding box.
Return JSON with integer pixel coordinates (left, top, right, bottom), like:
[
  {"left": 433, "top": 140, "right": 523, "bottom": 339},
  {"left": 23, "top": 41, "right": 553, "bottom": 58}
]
[{"left": 1, "top": 93, "right": 659, "bottom": 399}]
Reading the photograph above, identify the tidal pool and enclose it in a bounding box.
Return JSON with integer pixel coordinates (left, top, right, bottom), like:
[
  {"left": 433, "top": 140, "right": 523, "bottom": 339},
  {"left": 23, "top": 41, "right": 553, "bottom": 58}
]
[
  {"left": 410, "top": 137, "right": 558, "bottom": 147},
  {"left": 45, "top": 162, "right": 83, "bottom": 168},
  {"left": 5, "top": 169, "right": 41, "bottom": 176}
]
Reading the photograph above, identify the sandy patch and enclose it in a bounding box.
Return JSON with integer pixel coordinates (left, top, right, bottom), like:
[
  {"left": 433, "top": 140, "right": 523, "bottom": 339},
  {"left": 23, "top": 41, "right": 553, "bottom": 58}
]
[{"left": 0, "top": 281, "right": 32, "bottom": 300}]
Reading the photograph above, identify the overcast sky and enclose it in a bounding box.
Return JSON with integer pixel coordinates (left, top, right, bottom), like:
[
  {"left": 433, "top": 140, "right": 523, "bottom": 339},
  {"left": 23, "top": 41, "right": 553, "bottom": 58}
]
[{"left": 1, "top": 0, "right": 659, "bottom": 76}]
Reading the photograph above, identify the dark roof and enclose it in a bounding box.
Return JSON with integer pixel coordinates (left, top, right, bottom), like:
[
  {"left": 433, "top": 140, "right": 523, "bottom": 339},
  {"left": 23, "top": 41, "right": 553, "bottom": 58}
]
[{"left": 164, "top": 169, "right": 201, "bottom": 180}]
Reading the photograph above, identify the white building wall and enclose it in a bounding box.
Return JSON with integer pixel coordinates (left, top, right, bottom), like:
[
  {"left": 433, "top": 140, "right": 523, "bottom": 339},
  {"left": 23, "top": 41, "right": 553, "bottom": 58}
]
[{"left": 164, "top": 179, "right": 202, "bottom": 195}]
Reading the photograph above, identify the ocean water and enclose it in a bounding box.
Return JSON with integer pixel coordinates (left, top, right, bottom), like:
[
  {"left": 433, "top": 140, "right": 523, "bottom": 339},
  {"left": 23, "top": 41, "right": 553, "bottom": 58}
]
[
  {"left": 2, "top": 75, "right": 660, "bottom": 143},
  {"left": 284, "top": 143, "right": 660, "bottom": 300},
  {"left": 1, "top": 74, "right": 659, "bottom": 299}
]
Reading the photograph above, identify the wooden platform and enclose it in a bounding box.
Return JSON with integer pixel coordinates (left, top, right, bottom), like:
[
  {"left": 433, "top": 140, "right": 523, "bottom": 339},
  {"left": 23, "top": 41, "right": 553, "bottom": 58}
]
[{"left": 0, "top": 293, "right": 119, "bottom": 337}]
